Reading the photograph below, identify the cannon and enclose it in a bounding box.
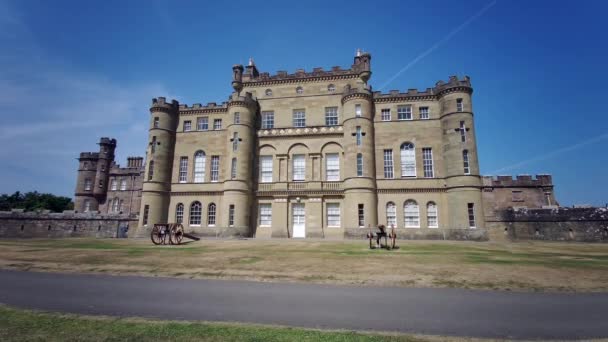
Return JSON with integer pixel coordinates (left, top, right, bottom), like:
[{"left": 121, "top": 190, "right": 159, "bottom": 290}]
[
  {"left": 366, "top": 224, "right": 397, "bottom": 250},
  {"left": 150, "top": 223, "right": 200, "bottom": 245}
]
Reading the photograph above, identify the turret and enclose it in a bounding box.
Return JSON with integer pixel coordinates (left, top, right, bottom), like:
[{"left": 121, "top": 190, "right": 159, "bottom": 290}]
[
  {"left": 353, "top": 49, "right": 372, "bottom": 85},
  {"left": 232, "top": 64, "right": 244, "bottom": 94},
  {"left": 93, "top": 137, "right": 116, "bottom": 197},
  {"left": 138, "top": 97, "right": 179, "bottom": 230}
]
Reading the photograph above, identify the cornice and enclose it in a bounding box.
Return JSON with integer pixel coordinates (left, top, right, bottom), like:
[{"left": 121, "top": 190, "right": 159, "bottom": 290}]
[
  {"left": 436, "top": 86, "right": 473, "bottom": 98},
  {"left": 180, "top": 108, "right": 228, "bottom": 115},
  {"left": 341, "top": 92, "right": 372, "bottom": 104},
  {"left": 170, "top": 191, "right": 225, "bottom": 196},
  {"left": 150, "top": 106, "right": 175, "bottom": 114},
  {"left": 244, "top": 73, "right": 359, "bottom": 88},
  {"left": 373, "top": 94, "right": 437, "bottom": 103},
  {"left": 377, "top": 188, "right": 447, "bottom": 193},
  {"left": 258, "top": 126, "right": 344, "bottom": 138}
]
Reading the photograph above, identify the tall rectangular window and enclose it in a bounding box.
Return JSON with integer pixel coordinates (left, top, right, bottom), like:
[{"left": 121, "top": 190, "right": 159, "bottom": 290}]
[
  {"left": 419, "top": 107, "right": 429, "bottom": 119},
  {"left": 325, "top": 107, "right": 338, "bottom": 126},
  {"left": 422, "top": 148, "right": 434, "bottom": 178},
  {"left": 259, "top": 204, "right": 272, "bottom": 226},
  {"left": 355, "top": 126, "right": 362, "bottom": 146},
  {"left": 460, "top": 121, "right": 467, "bottom": 142},
  {"left": 261, "top": 111, "right": 274, "bottom": 129},
  {"left": 197, "top": 117, "right": 208, "bottom": 131},
  {"left": 147, "top": 161, "right": 154, "bottom": 181},
  {"left": 84, "top": 178, "right": 92, "bottom": 191},
  {"left": 229, "top": 204, "right": 235, "bottom": 226},
  {"left": 293, "top": 109, "right": 306, "bottom": 127},
  {"left": 358, "top": 204, "right": 364, "bottom": 227},
  {"left": 383, "top": 149, "right": 394, "bottom": 178},
  {"left": 143, "top": 205, "right": 149, "bottom": 226},
  {"left": 463, "top": 150, "right": 470, "bottom": 175},
  {"left": 355, "top": 104, "right": 362, "bottom": 117},
  {"left": 397, "top": 106, "right": 412, "bottom": 120},
  {"left": 292, "top": 154, "right": 305, "bottom": 181},
  {"left": 356, "top": 153, "right": 363, "bottom": 177},
  {"left": 110, "top": 179, "right": 117, "bottom": 191},
  {"left": 325, "top": 153, "right": 339, "bottom": 181},
  {"left": 84, "top": 200, "right": 91, "bottom": 212},
  {"left": 381, "top": 108, "right": 391, "bottom": 121},
  {"left": 234, "top": 112, "right": 240, "bottom": 124},
  {"left": 260, "top": 156, "right": 273, "bottom": 183},
  {"left": 326, "top": 203, "right": 340, "bottom": 227},
  {"left": 213, "top": 119, "right": 222, "bottom": 130},
  {"left": 120, "top": 178, "right": 127, "bottom": 190},
  {"left": 231, "top": 158, "right": 237, "bottom": 179},
  {"left": 210, "top": 156, "right": 219, "bottom": 181},
  {"left": 457, "top": 98, "right": 463, "bottom": 112},
  {"left": 468, "top": 203, "right": 476, "bottom": 228},
  {"left": 183, "top": 120, "right": 192, "bottom": 132},
  {"left": 179, "top": 157, "right": 188, "bottom": 183},
  {"left": 153, "top": 117, "right": 159, "bottom": 128}
]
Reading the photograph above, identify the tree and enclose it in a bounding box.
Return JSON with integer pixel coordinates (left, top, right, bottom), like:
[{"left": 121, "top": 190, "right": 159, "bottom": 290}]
[{"left": 0, "top": 191, "right": 74, "bottom": 213}]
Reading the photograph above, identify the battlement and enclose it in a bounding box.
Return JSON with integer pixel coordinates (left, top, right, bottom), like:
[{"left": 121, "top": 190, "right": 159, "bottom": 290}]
[
  {"left": 98, "top": 137, "right": 117, "bottom": 146},
  {"left": 78, "top": 152, "right": 100, "bottom": 159},
  {"left": 150, "top": 97, "right": 179, "bottom": 111},
  {"left": 482, "top": 174, "right": 553, "bottom": 187},
  {"left": 373, "top": 75, "right": 472, "bottom": 101},
  {"left": 243, "top": 65, "right": 359, "bottom": 84},
  {"left": 179, "top": 101, "right": 229, "bottom": 112}
]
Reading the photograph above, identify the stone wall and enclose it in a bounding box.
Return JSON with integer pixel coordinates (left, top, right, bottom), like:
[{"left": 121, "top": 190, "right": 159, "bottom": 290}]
[
  {"left": 488, "top": 207, "right": 608, "bottom": 242},
  {"left": 0, "top": 210, "right": 138, "bottom": 239},
  {"left": 344, "top": 228, "right": 488, "bottom": 241}
]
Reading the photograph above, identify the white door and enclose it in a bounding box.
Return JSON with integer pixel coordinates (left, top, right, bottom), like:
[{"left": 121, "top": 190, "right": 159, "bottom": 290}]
[{"left": 292, "top": 203, "right": 305, "bottom": 238}]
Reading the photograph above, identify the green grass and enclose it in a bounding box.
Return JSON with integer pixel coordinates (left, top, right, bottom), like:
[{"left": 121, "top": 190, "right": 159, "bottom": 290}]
[{"left": 0, "top": 305, "right": 423, "bottom": 342}]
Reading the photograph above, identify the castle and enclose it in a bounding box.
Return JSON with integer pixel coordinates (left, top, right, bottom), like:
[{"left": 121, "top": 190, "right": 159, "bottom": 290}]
[{"left": 73, "top": 51, "right": 557, "bottom": 239}]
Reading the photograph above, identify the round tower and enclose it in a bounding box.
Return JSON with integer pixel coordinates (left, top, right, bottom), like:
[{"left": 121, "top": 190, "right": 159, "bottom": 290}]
[
  {"left": 139, "top": 97, "right": 179, "bottom": 229},
  {"left": 221, "top": 79, "right": 257, "bottom": 236},
  {"left": 342, "top": 52, "right": 377, "bottom": 229},
  {"left": 438, "top": 76, "right": 485, "bottom": 229},
  {"left": 92, "top": 137, "right": 116, "bottom": 197}
]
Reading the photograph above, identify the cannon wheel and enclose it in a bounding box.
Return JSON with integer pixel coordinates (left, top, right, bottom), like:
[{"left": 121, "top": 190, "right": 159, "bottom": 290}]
[
  {"left": 170, "top": 223, "right": 184, "bottom": 245},
  {"left": 151, "top": 225, "right": 163, "bottom": 245}
]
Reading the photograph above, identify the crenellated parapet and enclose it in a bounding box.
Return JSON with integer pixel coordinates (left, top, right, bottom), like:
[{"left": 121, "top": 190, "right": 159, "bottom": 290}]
[
  {"left": 150, "top": 97, "right": 179, "bottom": 113},
  {"left": 482, "top": 174, "right": 554, "bottom": 188},
  {"left": 341, "top": 84, "right": 373, "bottom": 104},
  {"left": 373, "top": 75, "right": 472, "bottom": 103},
  {"left": 178, "top": 102, "right": 229, "bottom": 115},
  {"left": 434, "top": 75, "right": 472, "bottom": 97},
  {"left": 227, "top": 91, "right": 257, "bottom": 109}
]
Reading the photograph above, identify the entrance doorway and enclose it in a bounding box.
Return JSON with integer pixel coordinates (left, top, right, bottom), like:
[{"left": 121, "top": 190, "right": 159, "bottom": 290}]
[{"left": 292, "top": 203, "right": 305, "bottom": 238}]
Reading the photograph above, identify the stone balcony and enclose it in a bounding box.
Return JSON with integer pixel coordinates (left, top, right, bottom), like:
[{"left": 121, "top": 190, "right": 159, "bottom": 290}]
[
  {"left": 258, "top": 125, "right": 344, "bottom": 138},
  {"left": 257, "top": 181, "right": 343, "bottom": 194}
]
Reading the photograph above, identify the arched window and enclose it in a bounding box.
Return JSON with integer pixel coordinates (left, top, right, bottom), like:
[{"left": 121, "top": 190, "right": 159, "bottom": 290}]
[
  {"left": 427, "top": 202, "right": 438, "bottom": 228},
  {"left": 194, "top": 151, "right": 206, "bottom": 183},
  {"left": 175, "top": 203, "right": 184, "bottom": 224},
  {"left": 265, "top": 89, "right": 273, "bottom": 96},
  {"left": 147, "top": 161, "right": 154, "bottom": 180},
  {"left": 189, "top": 201, "right": 202, "bottom": 225},
  {"left": 327, "top": 84, "right": 336, "bottom": 92},
  {"left": 386, "top": 202, "right": 396, "bottom": 227},
  {"left": 296, "top": 86, "right": 303, "bottom": 94},
  {"left": 400, "top": 142, "right": 416, "bottom": 177},
  {"left": 208, "top": 203, "right": 216, "bottom": 226},
  {"left": 404, "top": 200, "right": 420, "bottom": 228}
]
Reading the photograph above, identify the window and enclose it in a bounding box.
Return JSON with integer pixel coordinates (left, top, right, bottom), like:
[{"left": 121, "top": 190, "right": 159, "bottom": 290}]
[
  {"left": 398, "top": 106, "right": 412, "bottom": 120},
  {"left": 292, "top": 154, "right": 305, "bottom": 181},
  {"left": 210, "top": 156, "right": 219, "bottom": 182},
  {"left": 207, "top": 203, "right": 217, "bottom": 225},
  {"left": 143, "top": 205, "right": 149, "bottom": 226},
  {"left": 386, "top": 202, "right": 396, "bottom": 227},
  {"left": 422, "top": 148, "right": 434, "bottom": 178},
  {"left": 120, "top": 178, "right": 127, "bottom": 190},
  {"left": 119, "top": 200, "right": 124, "bottom": 212},
  {"left": 459, "top": 121, "right": 467, "bottom": 142},
  {"left": 296, "top": 86, "right": 303, "bottom": 94},
  {"left": 456, "top": 98, "right": 463, "bottom": 112},
  {"left": 153, "top": 117, "right": 159, "bottom": 128},
  {"left": 381, "top": 108, "right": 391, "bottom": 121},
  {"left": 194, "top": 151, "right": 205, "bottom": 183},
  {"left": 260, "top": 204, "right": 272, "bottom": 226},
  {"left": 260, "top": 156, "right": 273, "bottom": 182},
  {"left": 265, "top": 89, "right": 272, "bottom": 96},
  {"left": 189, "top": 201, "right": 201, "bottom": 225},
  {"left": 84, "top": 200, "right": 91, "bottom": 212},
  {"left": 229, "top": 204, "right": 235, "bottom": 226},
  {"left": 151, "top": 136, "right": 157, "bottom": 154},
  {"left": 183, "top": 120, "right": 192, "bottom": 132},
  {"left": 234, "top": 112, "right": 240, "bottom": 124},
  {"left": 383, "top": 149, "right": 394, "bottom": 178},
  {"left": 463, "top": 150, "right": 470, "bottom": 174},
  {"left": 99, "top": 179, "right": 103, "bottom": 188},
  {"left": 110, "top": 179, "right": 117, "bottom": 191},
  {"left": 355, "top": 126, "right": 362, "bottom": 146},
  {"left": 231, "top": 158, "right": 237, "bottom": 179},
  {"left": 358, "top": 204, "right": 365, "bottom": 227},
  {"left": 176, "top": 203, "right": 184, "bottom": 224},
  {"left": 213, "top": 119, "right": 222, "bottom": 130},
  {"left": 197, "top": 117, "right": 208, "bottom": 131},
  {"left": 111, "top": 198, "right": 119, "bottom": 212},
  {"left": 325, "top": 107, "right": 338, "bottom": 126},
  {"left": 232, "top": 132, "right": 239, "bottom": 151},
  {"left": 400, "top": 143, "right": 416, "bottom": 177},
  {"left": 84, "top": 178, "right": 92, "bottom": 191},
  {"left": 147, "top": 161, "right": 154, "bottom": 180},
  {"left": 293, "top": 109, "right": 306, "bottom": 127},
  {"left": 261, "top": 111, "right": 274, "bottom": 129},
  {"left": 325, "top": 153, "right": 339, "bottom": 181},
  {"left": 328, "top": 84, "right": 336, "bottom": 92},
  {"left": 427, "top": 202, "right": 438, "bottom": 228},
  {"left": 468, "top": 203, "right": 476, "bottom": 228},
  {"left": 355, "top": 104, "right": 362, "bottom": 117},
  {"left": 356, "top": 153, "right": 363, "bottom": 177},
  {"left": 404, "top": 200, "right": 420, "bottom": 228},
  {"left": 419, "top": 107, "right": 429, "bottom": 119},
  {"left": 512, "top": 191, "right": 524, "bottom": 202},
  {"left": 179, "top": 157, "right": 188, "bottom": 183},
  {"left": 327, "top": 203, "right": 340, "bottom": 227}
]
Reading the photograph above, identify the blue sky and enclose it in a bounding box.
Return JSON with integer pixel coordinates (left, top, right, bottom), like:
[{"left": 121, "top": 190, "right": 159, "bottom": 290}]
[{"left": 0, "top": 0, "right": 606, "bottom": 206}]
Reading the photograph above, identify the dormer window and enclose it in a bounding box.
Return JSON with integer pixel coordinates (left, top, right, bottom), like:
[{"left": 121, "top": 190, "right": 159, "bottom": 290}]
[
  {"left": 296, "top": 86, "right": 303, "bottom": 94},
  {"left": 265, "top": 89, "right": 273, "bottom": 96},
  {"left": 328, "top": 84, "right": 336, "bottom": 92}
]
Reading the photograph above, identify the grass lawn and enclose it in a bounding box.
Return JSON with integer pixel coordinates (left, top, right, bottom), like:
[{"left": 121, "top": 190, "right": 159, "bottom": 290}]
[{"left": 0, "top": 238, "right": 607, "bottom": 292}]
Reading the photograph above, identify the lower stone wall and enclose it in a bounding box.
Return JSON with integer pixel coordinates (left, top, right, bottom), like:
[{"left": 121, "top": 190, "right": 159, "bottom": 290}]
[
  {"left": 487, "top": 207, "right": 608, "bottom": 242},
  {"left": 344, "top": 228, "right": 489, "bottom": 241},
  {"left": 0, "top": 211, "right": 138, "bottom": 239}
]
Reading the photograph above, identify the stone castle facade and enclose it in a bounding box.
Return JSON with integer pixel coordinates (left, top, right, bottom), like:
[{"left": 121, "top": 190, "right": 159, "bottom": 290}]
[{"left": 73, "top": 51, "right": 558, "bottom": 239}]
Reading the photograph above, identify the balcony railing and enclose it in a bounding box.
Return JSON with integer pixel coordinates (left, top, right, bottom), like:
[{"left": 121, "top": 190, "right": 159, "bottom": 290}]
[{"left": 257, "top": 181, "right": 343, "bottom": 192}]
